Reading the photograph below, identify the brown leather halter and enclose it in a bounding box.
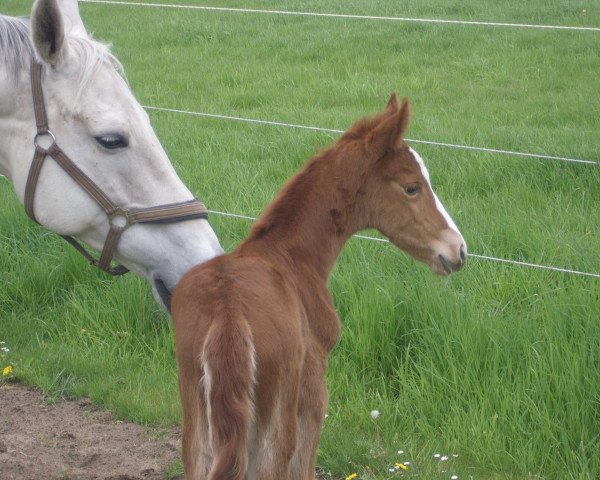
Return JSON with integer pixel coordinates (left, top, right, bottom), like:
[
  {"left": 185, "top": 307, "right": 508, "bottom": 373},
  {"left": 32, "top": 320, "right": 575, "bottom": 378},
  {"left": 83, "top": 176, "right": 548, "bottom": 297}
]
[{"left": 24, "top": 60, "right": 209, "bottom": 275}]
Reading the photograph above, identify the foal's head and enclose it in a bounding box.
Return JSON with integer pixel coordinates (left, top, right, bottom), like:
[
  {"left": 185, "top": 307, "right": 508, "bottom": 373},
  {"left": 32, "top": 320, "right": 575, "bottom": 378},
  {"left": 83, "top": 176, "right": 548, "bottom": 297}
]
[{"left": 349, "top": 94, "right": 466, "bottom": 275}]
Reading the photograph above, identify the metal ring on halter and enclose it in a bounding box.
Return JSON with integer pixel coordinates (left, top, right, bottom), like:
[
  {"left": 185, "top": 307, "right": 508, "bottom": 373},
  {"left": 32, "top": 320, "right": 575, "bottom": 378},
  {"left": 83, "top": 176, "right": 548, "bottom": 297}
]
[
  {"left": 109, "top": 207, "right": 131, "bottom": 231},
  {"left": 33, "top": 130, "right": 56, "bottom": 150}
]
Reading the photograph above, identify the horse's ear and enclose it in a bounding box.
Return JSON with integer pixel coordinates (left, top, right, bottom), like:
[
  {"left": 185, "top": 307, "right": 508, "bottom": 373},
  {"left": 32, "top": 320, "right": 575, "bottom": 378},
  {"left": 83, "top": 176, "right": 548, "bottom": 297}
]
[
  {"left": 32, "top": 0, "right": 66, "bottom": 66},
  {"left": 368, "top": 96, "right": 412, "bottom": 156},
  {"left": 57, "top": 0, "right": 88, "bottom": 37}
]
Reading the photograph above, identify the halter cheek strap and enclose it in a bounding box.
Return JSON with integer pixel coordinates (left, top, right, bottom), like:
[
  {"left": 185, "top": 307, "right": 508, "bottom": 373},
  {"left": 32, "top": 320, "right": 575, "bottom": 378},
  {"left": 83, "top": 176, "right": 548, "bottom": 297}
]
[{"left": 24, "top": 60, "right": 209, "bottom": 275}]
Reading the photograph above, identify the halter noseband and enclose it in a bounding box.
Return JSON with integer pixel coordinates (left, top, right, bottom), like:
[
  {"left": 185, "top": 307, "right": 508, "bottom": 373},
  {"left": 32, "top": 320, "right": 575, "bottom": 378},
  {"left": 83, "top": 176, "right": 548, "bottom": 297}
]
[{"left": 24, "top": 60, "right": 209, "bottom": 275}]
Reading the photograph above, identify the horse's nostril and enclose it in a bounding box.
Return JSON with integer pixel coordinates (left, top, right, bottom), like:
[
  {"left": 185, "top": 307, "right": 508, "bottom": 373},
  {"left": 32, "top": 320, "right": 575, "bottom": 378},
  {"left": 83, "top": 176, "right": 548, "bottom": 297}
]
[
  {"left": 153, "top": 278, "right": 173, "bottom": 312},
  {"left": 459, "top": 244, "right": 467, "bottom": 263}
]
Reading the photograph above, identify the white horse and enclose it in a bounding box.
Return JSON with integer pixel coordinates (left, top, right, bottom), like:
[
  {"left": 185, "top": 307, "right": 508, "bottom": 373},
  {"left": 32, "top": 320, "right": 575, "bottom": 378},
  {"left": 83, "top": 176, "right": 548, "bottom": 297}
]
[{"left": 0, "top": 0, "right": 222, "bottom": 310}]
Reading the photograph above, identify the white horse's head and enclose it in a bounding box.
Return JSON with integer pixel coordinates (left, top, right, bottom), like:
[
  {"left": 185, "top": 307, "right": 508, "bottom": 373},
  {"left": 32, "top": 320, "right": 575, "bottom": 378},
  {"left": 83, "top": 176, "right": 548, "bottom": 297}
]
[{"left": 0, "top": 0, "right": 223, "bottom": 310}]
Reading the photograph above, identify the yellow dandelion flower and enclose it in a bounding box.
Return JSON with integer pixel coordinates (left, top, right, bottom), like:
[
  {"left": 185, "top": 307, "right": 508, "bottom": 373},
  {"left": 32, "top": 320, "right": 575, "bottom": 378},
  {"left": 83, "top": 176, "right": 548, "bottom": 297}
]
[
  {"left": 3, "top": 365, "right": 13, "bottom": 376},
  {"left": 345, "top": 474, "right": 358, "bottom": 480},
  {"left": 395, "top": 463, "right": 409, "bottom": 471}
]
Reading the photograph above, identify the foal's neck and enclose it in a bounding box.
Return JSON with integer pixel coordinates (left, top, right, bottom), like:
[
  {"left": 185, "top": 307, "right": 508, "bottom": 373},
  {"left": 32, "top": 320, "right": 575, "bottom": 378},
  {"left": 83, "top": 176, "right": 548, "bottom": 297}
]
[{"left": 241, "top": 150, "right": 364, "bottom": 281}]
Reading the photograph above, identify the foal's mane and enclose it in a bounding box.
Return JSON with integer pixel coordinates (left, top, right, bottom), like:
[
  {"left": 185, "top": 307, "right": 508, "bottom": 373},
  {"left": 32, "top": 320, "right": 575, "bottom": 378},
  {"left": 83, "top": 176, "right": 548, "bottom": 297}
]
[
  {"left": 246, "top": 109, "right": 389, "bottom": 243},
  {"left": 338, "top": 109, "right": 392, "bottom": 144},
  {"left": 0, "top": 14, "right": 124, "bottom": 98}
]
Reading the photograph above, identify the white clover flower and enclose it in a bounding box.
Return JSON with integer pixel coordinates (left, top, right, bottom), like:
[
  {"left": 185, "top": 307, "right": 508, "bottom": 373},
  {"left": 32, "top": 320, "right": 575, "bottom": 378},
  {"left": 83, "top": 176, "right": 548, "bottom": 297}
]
[
  {"left": 441, "top": 455, "right": 449, "bottom": 461},
  {"left": 370, "top": 410, "right": 380, "bottom": 420},
  {"left": 434, "top": 453, "right": 441, "bottom": 458},
  {"left": 397, "top": 450, "right": 404, "bottom": 454},
  {"left": 451, "top": 476, "right": 459, "bottom": 480}
]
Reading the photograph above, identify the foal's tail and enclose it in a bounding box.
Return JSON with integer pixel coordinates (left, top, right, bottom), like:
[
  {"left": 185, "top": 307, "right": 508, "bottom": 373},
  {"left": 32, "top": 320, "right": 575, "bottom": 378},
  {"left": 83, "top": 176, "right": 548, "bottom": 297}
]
[{"left": 202, "top": 314, "right": 256, "bottom": 480}]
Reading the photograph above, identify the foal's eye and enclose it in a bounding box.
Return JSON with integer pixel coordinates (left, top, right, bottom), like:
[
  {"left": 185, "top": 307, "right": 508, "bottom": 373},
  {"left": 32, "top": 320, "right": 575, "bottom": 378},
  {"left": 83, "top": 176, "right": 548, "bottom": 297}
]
[
  {"left": 403, "top": 184, "right": 422, "bottom": 196},
  {"left": 95, "top": 134, "right": 128, "bottom": 150}
]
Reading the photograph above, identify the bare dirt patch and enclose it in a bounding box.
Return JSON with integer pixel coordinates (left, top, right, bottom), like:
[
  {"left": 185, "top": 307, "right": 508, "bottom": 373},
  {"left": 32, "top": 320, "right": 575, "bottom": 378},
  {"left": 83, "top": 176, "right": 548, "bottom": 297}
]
[{"left": 0, "top": 383, "right": 182, "bottom": 480}]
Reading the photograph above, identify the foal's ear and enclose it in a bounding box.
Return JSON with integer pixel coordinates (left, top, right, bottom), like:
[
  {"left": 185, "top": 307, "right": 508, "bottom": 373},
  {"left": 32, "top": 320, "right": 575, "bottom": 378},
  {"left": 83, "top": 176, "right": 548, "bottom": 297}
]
[
  {"left": 368, "top": 96, "right": 412, "bottom": 156},
  {"left": 384, "top": 92, "right": 400, "bottom": 114},
  {"left": 31, "top": 0, "right": 69, "bottom": 67},
  {"left": 397, "top": 96, "right": 412, "bottom": 139}
]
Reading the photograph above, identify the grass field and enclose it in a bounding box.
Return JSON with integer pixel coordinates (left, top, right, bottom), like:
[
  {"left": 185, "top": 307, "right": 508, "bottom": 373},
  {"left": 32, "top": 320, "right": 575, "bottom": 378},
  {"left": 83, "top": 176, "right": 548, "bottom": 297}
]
[{"left": 1, "top": 1, "right": 599, "bottom": 478}]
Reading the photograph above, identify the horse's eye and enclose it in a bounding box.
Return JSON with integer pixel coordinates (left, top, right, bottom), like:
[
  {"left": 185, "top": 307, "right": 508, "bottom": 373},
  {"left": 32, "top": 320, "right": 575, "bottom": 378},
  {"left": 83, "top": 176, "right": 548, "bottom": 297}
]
[
  {"left": 403, "top": 184, "right": 422, "bottom": 196},
  {"left": 95, "top": 134, "right": 128, "bottom": 149}
]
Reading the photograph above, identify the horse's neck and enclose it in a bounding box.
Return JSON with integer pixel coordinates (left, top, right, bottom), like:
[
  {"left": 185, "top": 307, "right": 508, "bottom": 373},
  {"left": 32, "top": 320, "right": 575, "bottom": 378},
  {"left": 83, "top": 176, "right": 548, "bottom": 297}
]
[
  {"left": 241, "top": 155, "right": 362, "bottom": 281},
  {"left": 0, "top": 81, "right": 9, "bottom": 176},
  {"left": 0, "top": 72, "right": 31, "bottom": 180},
  {"left": 0, "top": 15, "right": 33, "bottom": 179}
]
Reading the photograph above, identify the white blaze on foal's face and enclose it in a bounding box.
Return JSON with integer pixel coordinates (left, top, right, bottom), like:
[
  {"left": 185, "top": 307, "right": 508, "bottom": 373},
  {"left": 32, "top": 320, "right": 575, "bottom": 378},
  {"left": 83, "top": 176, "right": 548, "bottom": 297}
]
[
  {"left": 409, "top": 148, "right": 463, "bottom": 236},
  {"left": 408, "top": 147, "right": 466, "bottom": 275}
]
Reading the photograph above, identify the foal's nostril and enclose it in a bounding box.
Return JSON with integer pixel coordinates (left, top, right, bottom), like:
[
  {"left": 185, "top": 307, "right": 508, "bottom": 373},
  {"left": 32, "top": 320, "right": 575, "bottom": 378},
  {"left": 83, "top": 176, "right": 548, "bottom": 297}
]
[
  {"left": 459, "top": 244, "right": 467, "bottom": 263},
  {"left": 438, "top": 247, "right": 466, "bottom": 275}
]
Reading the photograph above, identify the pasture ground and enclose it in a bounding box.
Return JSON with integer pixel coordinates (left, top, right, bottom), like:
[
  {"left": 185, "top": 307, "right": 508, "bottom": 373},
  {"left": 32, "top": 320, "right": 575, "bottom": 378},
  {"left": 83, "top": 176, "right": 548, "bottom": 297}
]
[
  {"left": 1, "top": 1, "right": 599, "bottom": 479},
  {"left": 0, "top": 383, "right": 181, "bottom": 479}
]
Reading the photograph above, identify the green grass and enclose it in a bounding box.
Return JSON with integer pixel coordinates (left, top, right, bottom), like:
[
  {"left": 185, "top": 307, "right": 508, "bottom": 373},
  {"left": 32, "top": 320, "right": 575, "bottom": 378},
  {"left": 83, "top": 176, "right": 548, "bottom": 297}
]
[{"left": 1, "top": 1, "right": 599, "bottom": 478}]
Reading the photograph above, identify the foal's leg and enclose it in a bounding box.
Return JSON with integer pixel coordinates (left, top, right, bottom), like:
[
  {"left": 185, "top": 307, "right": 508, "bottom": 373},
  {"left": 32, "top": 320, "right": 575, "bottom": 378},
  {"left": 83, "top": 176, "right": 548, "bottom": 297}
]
[
  {"left": 255, "top": 364, "right": 301, "bottom": 480},
  {"left": 289, "top": 354, "right": 328, "bottom": 480},
  {"left": 179, "top": 372, "right": 212, "bottom": 480}
]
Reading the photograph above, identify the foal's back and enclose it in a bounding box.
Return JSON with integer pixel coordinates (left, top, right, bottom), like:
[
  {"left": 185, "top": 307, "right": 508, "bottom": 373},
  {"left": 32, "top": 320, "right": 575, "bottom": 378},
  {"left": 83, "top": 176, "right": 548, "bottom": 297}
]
[
  {"left": 173, "top": 248, "right": 308, "bottom": 479},
  {"left": 174, "top": 249, "right": 306, "bottom": 378}
]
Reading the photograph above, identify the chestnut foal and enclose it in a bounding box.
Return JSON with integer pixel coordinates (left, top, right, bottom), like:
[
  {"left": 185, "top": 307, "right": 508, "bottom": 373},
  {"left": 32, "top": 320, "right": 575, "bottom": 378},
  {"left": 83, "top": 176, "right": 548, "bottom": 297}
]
[{"left": 172, "top": 94, "right": 466, "bottom": 480}]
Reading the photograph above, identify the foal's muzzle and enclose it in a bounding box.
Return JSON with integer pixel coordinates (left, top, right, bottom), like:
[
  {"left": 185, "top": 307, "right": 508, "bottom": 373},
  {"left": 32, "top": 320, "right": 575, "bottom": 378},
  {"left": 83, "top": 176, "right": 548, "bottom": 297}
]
[{"left": 438, "top": 244, "right": 467, "bottom": 275}]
